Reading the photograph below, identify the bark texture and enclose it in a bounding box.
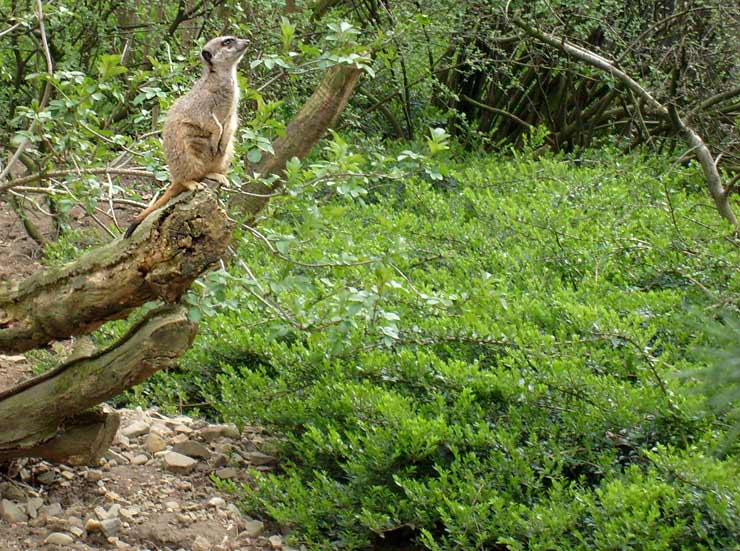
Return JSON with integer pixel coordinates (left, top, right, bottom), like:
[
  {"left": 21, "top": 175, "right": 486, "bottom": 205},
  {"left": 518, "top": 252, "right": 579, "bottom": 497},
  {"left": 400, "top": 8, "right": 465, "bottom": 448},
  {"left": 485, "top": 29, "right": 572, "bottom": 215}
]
[
  {"left": 0, "top": 187, "right": 230, "bottom": 354},
  {"left": 0, "top": 305, "right": 195, "bottom": 464}
]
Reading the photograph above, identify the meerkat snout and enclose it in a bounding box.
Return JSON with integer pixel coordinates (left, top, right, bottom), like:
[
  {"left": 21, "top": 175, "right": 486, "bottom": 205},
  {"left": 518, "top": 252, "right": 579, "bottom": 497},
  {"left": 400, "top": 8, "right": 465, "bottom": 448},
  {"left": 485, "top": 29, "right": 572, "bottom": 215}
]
[{"left": 201, "top": 36, "right": 249, "bottom": 70}]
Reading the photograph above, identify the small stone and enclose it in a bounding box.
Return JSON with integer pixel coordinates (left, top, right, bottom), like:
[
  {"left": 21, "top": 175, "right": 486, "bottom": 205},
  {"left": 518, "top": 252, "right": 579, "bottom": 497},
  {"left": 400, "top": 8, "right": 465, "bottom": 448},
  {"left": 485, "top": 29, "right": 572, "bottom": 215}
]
[
  {"left": 86, "top": 469, "right": 103, "bottom": 482},
  {"left": 2, "top": 484, "right": 26, "bottom": 501},
  {"left": 269, "top": 534, "right": 283, "bottom": 549},
  {"left": 243, "top": 518, "right": 264, "bottom": 537},
  {"left": 121, "top": 420, "right": 150, "bottom": 438},
  {"left": 44, "top": 532, "right": 74, "bottom": 545},
  {"left": 192, "top": 535, "right": 212, "bottom": 551},
  {"left": 172, "top": 440, "right": 212, "bottom": 459},
  {"left": 25, "top": 497, "right": 43, "bottom": 518},
  {"left": 214, "top": 467, "right": 238, "bottom": 480},
  {"left": 243, "top": 451, "right": 278, "bottom": 466},
  {"left": 41, "top": 503, "right": 64, "bottom": 518},
  {"left": 36, "top": 471, "right": 56, "bottom": 485},
  {"left": 132, "top": 454, "right": 149, "bottom": 465},
  {"left": 199, "top": 424, "right": 240, "bottom": 442},
  {"left": 208, "top": 497, "right": 225, "bottom": 508},
  {"left": 67, "top": 516, "right": 83, "bottom": 528},
  {"left": 45, "top": 516, "right": 68, "bottom": 531},
  {"left": 210, "top": 454, "right": 229, "bottom": 469},
  {"left": 0, "top": 499, "right": 28, "bottom": 523},
  {"left": 174, "top": 424, "right": 193, "bottom": 434},
  {"left": 85, "top": 518, "right": 102, "bottom": 532},
  {"left": 105, "top": 449, "right": 129, "bottom": 465},
  {"left": 100, "top": 517, "right": 121, "bottom": 537},
  {"left": 164, "top": 501, "right": 180, "bottom": 511},
  {"left": 163, "top": 452, "right": 198, "bottom": 474},
  {"left": 60, "top": 471, "right": 75, "bottom": 480},
  {"left": 70, "top": 526, "right": 85, "bottom": 537},
  {"left": 144, "top": 433, "right": 168, "bottom": 454}
]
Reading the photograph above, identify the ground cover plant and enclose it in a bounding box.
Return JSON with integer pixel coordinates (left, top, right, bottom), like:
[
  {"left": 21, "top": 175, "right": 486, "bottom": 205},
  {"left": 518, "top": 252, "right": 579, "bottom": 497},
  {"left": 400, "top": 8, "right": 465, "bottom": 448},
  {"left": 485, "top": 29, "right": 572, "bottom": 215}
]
[{"left": 164, "top": 142, "right": 740, "bottom": 550}]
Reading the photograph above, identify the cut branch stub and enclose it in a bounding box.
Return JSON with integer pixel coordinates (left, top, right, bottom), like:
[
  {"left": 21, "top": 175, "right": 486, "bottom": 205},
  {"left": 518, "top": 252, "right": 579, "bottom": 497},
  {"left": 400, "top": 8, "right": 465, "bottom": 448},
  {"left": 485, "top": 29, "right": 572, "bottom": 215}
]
[
  {"left": 0, "top": 305, "right": 195, "bottom": 464},
  {"left": 0, "top": 186, "right": 231, "bottom": 354}
]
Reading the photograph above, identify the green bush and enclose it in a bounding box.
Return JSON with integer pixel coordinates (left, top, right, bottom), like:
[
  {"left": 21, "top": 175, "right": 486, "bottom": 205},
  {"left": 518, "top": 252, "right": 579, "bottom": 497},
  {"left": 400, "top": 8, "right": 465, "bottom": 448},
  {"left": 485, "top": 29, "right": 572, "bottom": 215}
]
[{"left": 170, "top": 148, "right": 740, "bottom": 549}]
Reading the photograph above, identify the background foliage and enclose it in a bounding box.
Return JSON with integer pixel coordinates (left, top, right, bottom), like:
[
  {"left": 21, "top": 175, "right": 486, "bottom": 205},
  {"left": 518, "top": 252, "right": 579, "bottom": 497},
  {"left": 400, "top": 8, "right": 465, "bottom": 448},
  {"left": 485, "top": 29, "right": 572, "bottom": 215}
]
[{"left": 2, "top": 0, "right": 740, "bottom": 549}]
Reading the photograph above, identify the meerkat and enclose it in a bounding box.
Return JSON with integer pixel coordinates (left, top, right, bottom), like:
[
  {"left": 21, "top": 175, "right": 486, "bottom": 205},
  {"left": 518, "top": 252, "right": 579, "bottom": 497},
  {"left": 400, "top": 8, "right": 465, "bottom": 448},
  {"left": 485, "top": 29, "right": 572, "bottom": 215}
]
[{"left": 124, "top": 35, "right": 249, "bottom": 238}]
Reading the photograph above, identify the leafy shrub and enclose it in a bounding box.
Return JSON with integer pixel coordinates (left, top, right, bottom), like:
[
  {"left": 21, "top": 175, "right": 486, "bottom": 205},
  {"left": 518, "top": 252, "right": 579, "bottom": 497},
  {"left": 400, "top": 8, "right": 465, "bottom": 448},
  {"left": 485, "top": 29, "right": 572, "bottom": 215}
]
[{"left": 173, "top": 148, "right": 740, "bottom": 549}]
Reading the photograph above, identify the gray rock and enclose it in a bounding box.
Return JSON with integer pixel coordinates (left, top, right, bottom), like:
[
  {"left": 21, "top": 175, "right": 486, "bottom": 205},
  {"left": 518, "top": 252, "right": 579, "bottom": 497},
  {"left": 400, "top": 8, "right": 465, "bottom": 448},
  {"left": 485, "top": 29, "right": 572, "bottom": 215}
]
[
  {"left": 243, "top": 451, "right": 278, "bottom": 466},
  {"left": 41, "top": 503, "right": 64, "bottom": 518},
  {"left": 132, "top": 454, "right": 149, "bottom": 465},
  {"left": 144, "top": 433, "right": 168, "bottom": 454},
  {"left": 0, "top": 499, "right": 28, "bottom": 523},
  {"left": 208, "top": 497, "right": 225, "bottom": 508},
  {"left": 121, "top": 420, "right": 151, "bottom": 438},
  {"left": 163, "top": 452, "right": 198, "bottom": 474},
  {"left": 25, "top": 497, "right": 43, "bottom": 518},
  {"left": 1, "top": 484, "right": 26, "bottom": 501},
  {"left": 172, "top": 440, "right": 211, "bottom": 460},
  {"left": 44, "top": 532, "right": 74, "bottom": 545},
  {"left": 36, "top": 471, "right": 56, "bottom": 485},
  {"left": 199, "top": 424, "right": 240, "bottom": 442},
  {"left": 243, "top": 518, "right": 264, "bottom": 536},
  {"left": 192, "top": 535, "right": 212, "bottom": 551},
  {"left": 214, "top": 467, "right": 238, "bottom": 480},
  {"left": 100, "top": 517, "right": 121, "bottom": 537},
  {"left": 210, "top": 453, "right": 229, "bottom": 468}
]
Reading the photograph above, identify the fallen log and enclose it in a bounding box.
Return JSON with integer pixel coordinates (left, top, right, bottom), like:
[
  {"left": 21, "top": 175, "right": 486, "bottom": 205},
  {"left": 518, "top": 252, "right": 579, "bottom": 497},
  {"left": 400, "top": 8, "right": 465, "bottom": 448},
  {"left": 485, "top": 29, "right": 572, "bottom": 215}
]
[
  {"left": 0, "top": 187, "right": 230, "bottom": 354},
  {"left": 0, "top": 305, "right": 195, "bottom": 464}
]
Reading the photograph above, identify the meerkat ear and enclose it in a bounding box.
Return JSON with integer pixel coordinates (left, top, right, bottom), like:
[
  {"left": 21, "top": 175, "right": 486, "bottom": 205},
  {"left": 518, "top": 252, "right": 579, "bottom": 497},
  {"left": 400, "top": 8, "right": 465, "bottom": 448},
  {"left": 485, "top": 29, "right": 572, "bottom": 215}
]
[{"left": 201, "top": 50, "right": 212, "bottom": 63}]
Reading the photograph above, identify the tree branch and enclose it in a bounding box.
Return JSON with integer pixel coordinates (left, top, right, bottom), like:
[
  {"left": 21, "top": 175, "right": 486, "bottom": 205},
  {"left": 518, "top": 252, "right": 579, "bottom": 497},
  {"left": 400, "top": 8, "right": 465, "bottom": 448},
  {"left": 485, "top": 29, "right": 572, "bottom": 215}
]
[{"left": 511, "top": 16, "right": 738, "bottom": 228}]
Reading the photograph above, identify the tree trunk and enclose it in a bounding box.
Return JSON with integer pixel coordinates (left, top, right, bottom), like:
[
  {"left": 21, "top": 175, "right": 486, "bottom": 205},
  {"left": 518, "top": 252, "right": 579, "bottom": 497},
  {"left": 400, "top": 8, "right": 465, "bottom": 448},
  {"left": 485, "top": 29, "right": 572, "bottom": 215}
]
[
  {"left": 0, "top": 188, "right": 231, "bottom": 354},
  {"left": 0, "top": 62, "right": 362, "bottom": 463},
  {"left": 0, "top": 305, "right": 195, "bottom": 464}
]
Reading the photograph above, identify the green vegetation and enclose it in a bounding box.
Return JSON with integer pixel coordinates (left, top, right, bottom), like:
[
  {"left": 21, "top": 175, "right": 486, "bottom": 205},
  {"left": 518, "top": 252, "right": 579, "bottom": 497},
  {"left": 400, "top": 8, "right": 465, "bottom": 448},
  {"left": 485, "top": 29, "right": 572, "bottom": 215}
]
[
  {"left": 2, "top": 0, "right": 740, "bottom": 549},
  {"left": 178, "top": 144, "right": 739, "bottom": 550}
]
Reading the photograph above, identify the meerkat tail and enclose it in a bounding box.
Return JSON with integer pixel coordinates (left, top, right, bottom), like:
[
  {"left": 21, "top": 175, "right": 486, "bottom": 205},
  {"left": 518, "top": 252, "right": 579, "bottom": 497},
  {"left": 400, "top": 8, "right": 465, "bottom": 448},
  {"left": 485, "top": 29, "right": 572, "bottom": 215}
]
[{"left": 123, "top": 181, "right": 192, "bottom": 239}]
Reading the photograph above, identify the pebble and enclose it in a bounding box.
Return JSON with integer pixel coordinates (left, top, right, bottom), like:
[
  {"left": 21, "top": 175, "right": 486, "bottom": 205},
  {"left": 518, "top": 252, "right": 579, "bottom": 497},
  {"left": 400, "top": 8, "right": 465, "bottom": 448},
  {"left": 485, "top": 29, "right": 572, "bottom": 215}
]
[
  {"left": 121, "top": 420, "right": 151, "bottom": 438},
  {"left": 192, "top": 535, "right": 212, "bottom": 551},
  {"left": 36, "top": 471, "right": 56, "bottom": 485},
  {"left": 132, "top": 454, "right": 149, "bottom": 465},
  {"left": 243, "top": 518, "right": 264, "bottom": 536},
  {"left": 44, "top": 532, "right": 74, "bottom": 545},
  {"left": 214, "top": 467, "right": 238, "bottom": 480},
  {"left": 243, "top": 451, "right": 278, "bottom": 466},
  {"left": 208, "top": 497, "right": 225, "bottom": 508},
  {"left": 199, "top": 424, "right": 240, "bottom": 442},
  {"left": 144, "top": 433, "right": 168, "bottom": 454},
  {"left": 172, "top": 440, "right": 212, "bottom": 459},
  {"left": 0, "top": 499, "right": 28, "bottom": 523},
  {"left": 41, "top": 503, "right": 64, "bottom": 518},
  {"left": 269, "top": 534, "right": 283, "bottom": 549},
  {"left": 25, "top": 497, "right": 43, "bottom": 518},
  {"left": 163, "top": 452, "right": 198, "bottom": 474}
]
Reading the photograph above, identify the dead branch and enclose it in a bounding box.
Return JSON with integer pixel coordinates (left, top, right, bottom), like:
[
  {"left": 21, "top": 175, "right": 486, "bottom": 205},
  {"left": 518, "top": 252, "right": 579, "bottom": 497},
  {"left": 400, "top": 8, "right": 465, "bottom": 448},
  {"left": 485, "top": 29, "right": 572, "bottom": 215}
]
[{"left": 511, "top": 16, "right": 738, "bottom": 227}]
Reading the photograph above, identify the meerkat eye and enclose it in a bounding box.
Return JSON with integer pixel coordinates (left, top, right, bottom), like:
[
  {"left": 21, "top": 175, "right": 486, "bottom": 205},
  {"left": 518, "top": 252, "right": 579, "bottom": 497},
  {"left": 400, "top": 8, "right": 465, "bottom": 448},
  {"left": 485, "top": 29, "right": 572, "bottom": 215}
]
[{"left": 222, "top": 38, "right": 234, "bottom": 47}]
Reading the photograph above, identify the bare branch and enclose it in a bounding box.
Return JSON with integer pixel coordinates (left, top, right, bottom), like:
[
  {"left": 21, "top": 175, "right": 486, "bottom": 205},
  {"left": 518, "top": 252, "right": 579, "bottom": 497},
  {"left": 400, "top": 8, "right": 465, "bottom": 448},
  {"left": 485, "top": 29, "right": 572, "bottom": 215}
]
[{"left": 511, "top": 16, "right": 738, "bottom": 228}]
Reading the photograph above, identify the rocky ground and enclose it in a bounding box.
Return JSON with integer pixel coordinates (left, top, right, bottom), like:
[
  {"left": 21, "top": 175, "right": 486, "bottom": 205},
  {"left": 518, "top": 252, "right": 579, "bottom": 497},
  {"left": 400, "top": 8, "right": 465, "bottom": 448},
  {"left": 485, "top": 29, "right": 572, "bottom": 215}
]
[{"left": 0, "top": 407, "right": 292, "bottom": 551}]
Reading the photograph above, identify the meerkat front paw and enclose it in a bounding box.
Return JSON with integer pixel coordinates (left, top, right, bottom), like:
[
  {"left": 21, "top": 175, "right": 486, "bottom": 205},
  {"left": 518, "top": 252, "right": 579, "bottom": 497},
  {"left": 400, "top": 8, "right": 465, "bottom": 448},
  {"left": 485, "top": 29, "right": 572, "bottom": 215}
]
[{"left": 203, "top": 172, "right": 230, "bottom": 187}]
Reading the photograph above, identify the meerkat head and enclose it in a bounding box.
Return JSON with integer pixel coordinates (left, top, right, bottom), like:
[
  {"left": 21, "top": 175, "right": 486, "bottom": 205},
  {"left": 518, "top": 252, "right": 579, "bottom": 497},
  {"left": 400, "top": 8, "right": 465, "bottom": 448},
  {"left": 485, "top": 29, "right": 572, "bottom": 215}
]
[{"left": 201, "top": 36, "right": 249, "bottom": 73}]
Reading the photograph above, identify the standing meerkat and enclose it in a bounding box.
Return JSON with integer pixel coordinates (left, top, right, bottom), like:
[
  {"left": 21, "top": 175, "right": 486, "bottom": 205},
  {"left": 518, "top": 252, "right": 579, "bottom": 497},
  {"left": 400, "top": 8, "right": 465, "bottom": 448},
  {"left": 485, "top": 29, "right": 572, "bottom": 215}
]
[{"left": 124, "top": 35, "right": 249, "bottom": 238}]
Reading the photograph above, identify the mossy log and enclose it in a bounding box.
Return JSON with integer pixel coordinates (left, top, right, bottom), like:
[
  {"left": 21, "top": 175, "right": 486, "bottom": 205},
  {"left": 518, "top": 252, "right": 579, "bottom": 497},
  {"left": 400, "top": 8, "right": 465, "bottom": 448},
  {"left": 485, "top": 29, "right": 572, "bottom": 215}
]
[
  {"left": 0, "top": 305, "right": 195, "bottom": 464},
  {"left": 0, "top": 187, "right": 231, "bottom": 354}
]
